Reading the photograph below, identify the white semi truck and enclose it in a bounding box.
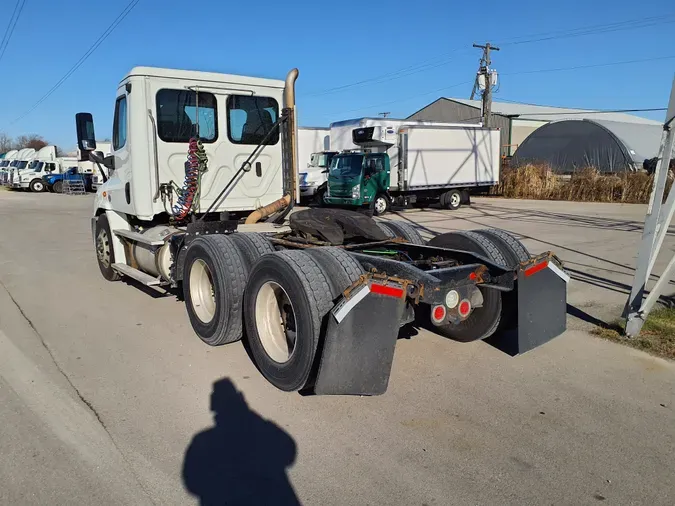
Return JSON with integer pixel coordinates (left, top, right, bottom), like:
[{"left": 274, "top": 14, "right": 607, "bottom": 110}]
[
  {"left": 12, "top": 145, "right": 60, "bottom": 192},
  {"left": 78, "top": 66, "right": 568, "bottom": 395},
  {"left": 6, "top": 148, "right": 37, "bottom": 187},
  {"left": 296, "top": 127, "right": 332, "bottom": 201},
  {"left": 327, "top": 118, "right": 499, "bottom": 212},
  {"left": 0, "top": 149, "right": 19, "bottom": 184}
]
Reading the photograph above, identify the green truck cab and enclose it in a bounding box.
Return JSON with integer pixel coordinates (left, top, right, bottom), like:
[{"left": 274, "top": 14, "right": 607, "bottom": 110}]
[{"left": 323, "top": 151, "right": 392, "bottom": 215}]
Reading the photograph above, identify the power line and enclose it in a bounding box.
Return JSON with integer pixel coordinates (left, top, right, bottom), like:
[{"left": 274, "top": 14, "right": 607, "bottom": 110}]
[
  {"left": 319, "top": 80, "right": 472, "bottom": 119},
  {"left": 503, "top": 108, "right": 666, "bottom": 117},
  {"left": 502, "top": 55, "right": 675, "bottom": 76},
  {"left": 305, "top": 49, "right": 470, "bottom": 98},
  {"left": 7, "top": 0, "right": 140, "bottom": 127},
  {"left": 0, "top": 0, "right": 27, "bottom": 65},
  {"left": 498, "top": 14, "right": 675, "bottom": 46},
  {"left": 304, "top": 13, "right": 675, "bottom": 98}
]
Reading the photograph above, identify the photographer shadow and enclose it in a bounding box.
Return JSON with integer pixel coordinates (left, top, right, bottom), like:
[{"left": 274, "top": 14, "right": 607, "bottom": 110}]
[{"left": 183, "top": 378, "right": 301, "bottom": 506}]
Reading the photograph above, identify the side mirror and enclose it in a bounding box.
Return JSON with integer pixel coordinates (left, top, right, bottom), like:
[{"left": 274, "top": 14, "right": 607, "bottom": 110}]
[{"left": 76, "top": 112, "right": 97, "bottom": 160}]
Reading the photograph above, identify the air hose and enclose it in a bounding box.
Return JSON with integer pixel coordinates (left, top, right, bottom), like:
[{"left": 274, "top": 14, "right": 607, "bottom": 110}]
[{"left": 172, "top": 138, "right": 207, "bottom": 221}]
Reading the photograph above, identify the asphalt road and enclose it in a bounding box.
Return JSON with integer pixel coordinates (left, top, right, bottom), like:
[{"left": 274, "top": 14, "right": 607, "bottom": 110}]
[{"left": 0, "top": 191, "right": 674, "bottom": 505}]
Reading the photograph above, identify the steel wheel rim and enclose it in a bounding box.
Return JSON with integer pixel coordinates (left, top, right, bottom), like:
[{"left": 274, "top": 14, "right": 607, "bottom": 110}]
[
  {"left": 190, "top": 259, "right": 216, "bottom": 324},
  {"left": 375, "top": 197, "right": 387, "bottom": 214},
  {"left": 255, "top": 281, "right": 297, "bottom": 364},
  {"left": 96, "top": 228, "right": 111, "bottom": 268},
  {"left": 33, "top": 181, "right": 44, "bottom": 191},
  {"left": 450, "top": 192, "right": 460, "bottom": 207}
]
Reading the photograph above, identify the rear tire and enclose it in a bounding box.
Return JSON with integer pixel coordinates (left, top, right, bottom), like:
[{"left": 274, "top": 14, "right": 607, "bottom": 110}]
[
  {"left": 441, "top": 189, "right": 462, "bottom": 210},
  {"left": 305, "top": 247, "right": 364, "bottom": 298},
  {"left": 53, "top": 180, "right": 63, "bottom": 193},
  {"left": 244, "top": 251, "right": 334, "bottom": 391},
  {"left": 183, "top": 235, "right": 247, "bottom": 346},
  {"left": 94, "top": 214, "right": 121, "bottom": 282},
  {"left": 427, "top": 231, "right": 505, "bottom": 342},
  {"left": 474, "top": 229, "right": 530, "bottom": 268},
  {"left": 229, "top": 233, "right": 275, "bottom": 272},
  {"left": 382, "top": 220, "right": 424, "bottom": 245}
]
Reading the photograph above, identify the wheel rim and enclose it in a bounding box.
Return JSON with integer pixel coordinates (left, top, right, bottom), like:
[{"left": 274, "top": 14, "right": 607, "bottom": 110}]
[
  {"left": 375, "top": 197, "right": 387, "bottom": 214},
  {"left": 189, "top": 259, "right": 216, "bottom": 324},
  {"left": 450, "top": 192, "right": 461, "bottom": 207},
  {"left": 255, "top": 281, "right": 297, "bottom": 364},
  {"left": 96, "top": 228, "right": 111, "bottom": 268},
  {"left": 33, "top": 182, "right": 44, "bottom": 191}
]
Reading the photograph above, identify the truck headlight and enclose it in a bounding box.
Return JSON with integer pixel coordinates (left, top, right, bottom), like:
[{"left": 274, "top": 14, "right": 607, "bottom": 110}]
[
  {"left": 351, "top": 184, "right": 360, "bottom": 198},
  {"left": 299, "top": 172, "right": 308, "bottom": 185}
]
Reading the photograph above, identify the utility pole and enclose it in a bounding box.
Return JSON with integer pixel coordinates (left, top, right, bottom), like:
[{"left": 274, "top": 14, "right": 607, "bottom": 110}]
[{"left": 471, "top": 42, "right": 500, "bottom": 127}]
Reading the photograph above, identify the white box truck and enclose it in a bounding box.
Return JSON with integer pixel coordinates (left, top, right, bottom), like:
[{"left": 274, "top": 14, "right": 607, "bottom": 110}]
[{"left": 323, "top": 122, "right": 500, "bottom": 214}]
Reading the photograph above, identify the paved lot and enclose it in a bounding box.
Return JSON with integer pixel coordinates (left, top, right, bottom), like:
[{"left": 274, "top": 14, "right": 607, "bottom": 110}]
[{"left": 0, "top": 191, "right": 674, "bottom": 505}]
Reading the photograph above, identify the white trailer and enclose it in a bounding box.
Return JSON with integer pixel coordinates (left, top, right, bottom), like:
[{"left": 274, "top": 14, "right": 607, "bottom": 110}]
[{"left": 297, "top": 126, "right": 331, "bottom": 200}]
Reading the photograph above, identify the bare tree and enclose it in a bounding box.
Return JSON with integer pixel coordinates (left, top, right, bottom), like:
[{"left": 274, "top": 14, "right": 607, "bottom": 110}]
[
  {"left": 14, "top": 134, "right": 48, "bottom": 151},
  {"left": 0, "top": 133, "right": 12, "bottom": 153}
]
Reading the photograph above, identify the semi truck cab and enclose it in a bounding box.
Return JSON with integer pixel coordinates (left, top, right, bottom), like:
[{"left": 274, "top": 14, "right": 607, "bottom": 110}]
[
  {"left": 14, "top": 160, "right": 59, "bottom": 192},
  {"left": 299, "top": 150, "right": 337, "bottom": 200}
]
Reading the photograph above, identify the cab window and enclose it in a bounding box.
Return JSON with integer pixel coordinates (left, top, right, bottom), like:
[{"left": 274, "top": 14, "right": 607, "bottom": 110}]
[
  {"left": 227, "top": 95, "right": 279, "bottom": 145},
  {"left": 156, "top": 89, "right": 217, "bottom": 143},
  {"left": 113, "top": 95, "right": 128, "bottom": 150}
]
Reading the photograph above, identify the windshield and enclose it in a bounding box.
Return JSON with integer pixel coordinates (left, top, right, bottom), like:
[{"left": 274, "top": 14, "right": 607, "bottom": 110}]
[
  {"left": 16, "top": 161, "right": 28, "bottom": 170},
  {"left": 310, "top": 153, "right": 329, "bottom": 168},
  {"left": 32, "top": 161, "right": 44, "bottom": 172},
  {"left": 0, "top": 160, "right": 7, "bottom": 167},
  {"left": 28, "top": 160, "right": 41, "bottom": 170},
  {"left": 329, "top": 154, "right": 363, "bottom": 178}
]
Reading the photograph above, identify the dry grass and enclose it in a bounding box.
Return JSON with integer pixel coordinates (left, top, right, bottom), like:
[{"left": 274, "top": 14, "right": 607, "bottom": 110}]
[
  {"left": 592, "top": 307, "right": 675, "bottom": 360},
  {"left": 498, "top": 165, "right": 670, "bottom": 204}
]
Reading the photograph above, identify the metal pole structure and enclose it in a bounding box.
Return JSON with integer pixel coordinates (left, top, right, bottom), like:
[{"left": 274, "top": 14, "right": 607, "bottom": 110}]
[
  {"left": 624, "top": 74, "right": 675, "bottom": 337},
  {"left": 472, "top": 43, "right": 500, "bottom": 127}
]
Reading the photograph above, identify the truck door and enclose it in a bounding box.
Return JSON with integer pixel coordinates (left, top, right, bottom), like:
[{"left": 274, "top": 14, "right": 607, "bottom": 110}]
[
  {"left": 363, "top": 154, "right": 389, "bottom": 202},
  {"left": 108, "top": 91, "right": 133, "bottom": 213}
]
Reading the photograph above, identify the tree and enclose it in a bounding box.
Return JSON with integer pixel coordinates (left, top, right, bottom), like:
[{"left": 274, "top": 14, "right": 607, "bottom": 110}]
[
  {"left": 14, "top": 134, "right": 48, "bottom": 151},
  {"left": 0, "top": 133, "right": 12, "bottom": 153}
]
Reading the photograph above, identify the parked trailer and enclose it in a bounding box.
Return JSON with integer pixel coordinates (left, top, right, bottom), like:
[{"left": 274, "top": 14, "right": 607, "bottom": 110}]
[
  {"left": 323, "top": 125, "right": 500, "bottom": 214},
  {"left": 77, "top": 66, "right": 568, "bottom": 396}
]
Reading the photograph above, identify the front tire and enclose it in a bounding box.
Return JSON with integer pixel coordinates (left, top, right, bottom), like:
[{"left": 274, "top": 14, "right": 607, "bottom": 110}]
[
  {"left": 30, "top": 179, "right": 45, "bottom": 192},
  {"left": 373, "top": 194, "right": 390, "bottom": 216},
  {"left": 53, "top": 180, "right": 63, "bottom": 193},
  {"left": 95, "top": 214, "right": 121, "bottom": 281}
]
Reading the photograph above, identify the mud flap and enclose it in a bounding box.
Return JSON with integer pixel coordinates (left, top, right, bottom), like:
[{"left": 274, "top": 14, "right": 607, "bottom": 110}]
[
  {"left": 314, "top": 284, "right": 405, "bottom": 396},
  {"left": 487, "top": 259, "right": 569, "bottom": 356}
]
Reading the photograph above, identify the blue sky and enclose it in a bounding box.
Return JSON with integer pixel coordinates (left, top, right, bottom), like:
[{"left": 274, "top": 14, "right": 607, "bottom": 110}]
[{"left": 0, "top": 0, "right": 673, "bottom": 151}]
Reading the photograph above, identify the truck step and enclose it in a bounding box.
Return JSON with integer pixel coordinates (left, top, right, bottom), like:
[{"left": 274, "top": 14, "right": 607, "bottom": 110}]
[
  {"left": 113, "top": 229, "right": 165, "bottom": 247},
  {"left": 111, "top": 263, "right": 162, "bottom": 286}
]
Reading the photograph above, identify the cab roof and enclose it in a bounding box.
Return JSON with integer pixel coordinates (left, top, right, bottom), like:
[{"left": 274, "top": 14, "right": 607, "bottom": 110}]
[{"left": 123, "top": 66, "right": 286, "bottom": 89}]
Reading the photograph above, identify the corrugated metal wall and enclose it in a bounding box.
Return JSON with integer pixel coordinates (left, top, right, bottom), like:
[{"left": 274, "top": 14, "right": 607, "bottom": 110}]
[{"left": 408, "top": 99, "right": 512, "bottom": 154}]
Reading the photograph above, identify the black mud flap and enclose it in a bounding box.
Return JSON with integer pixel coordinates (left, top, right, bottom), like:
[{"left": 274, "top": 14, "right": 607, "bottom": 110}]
[
  {"left": 487, "top": 256, "right": 569, "bottom": 356},
  {"left": 314, "top": 283, "right": 405, "bottom": 396}
]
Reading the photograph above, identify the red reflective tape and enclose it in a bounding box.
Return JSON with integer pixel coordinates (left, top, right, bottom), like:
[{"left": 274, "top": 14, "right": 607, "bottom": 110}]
[
  {"left": 370, "top": 283, "right": 405, "bottom": 298},
  {"left": 469, "top": 272, "right": 477, "bottom": 280},
  {"left": 524, "top": 261, "right": 549, "bottom": 277}
]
